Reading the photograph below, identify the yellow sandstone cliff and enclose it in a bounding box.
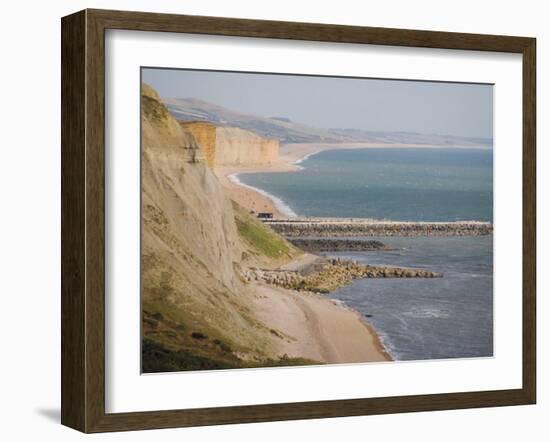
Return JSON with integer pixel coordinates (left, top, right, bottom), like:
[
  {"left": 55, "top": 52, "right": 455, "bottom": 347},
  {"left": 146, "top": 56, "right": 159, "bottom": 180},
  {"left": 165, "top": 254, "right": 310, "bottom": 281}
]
[{"left": 180, "top": 121, "right": 279, "bottom": 168}]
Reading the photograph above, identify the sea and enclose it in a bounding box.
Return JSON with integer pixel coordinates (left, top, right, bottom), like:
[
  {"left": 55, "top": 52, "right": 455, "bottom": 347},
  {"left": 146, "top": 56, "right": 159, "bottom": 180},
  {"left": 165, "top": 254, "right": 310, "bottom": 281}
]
[
  {"left": 328, "top": 236, "right": 493, "bottom": 360},
  {"left": 237, "top": 148, "right": 494, "bottom": 361},
  {"left": 239, "top": 148, "right": 493, "bottom": 222}
]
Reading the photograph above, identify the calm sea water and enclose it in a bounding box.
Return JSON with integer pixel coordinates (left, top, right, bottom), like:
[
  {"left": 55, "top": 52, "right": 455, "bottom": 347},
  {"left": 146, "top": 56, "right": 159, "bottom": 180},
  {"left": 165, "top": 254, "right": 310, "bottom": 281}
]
[
  {"left": 327, "top": 236, "right": 493, "bottom": 360},
  {"left": 238, "top": 148, "right": 493, "bottom": 221}
]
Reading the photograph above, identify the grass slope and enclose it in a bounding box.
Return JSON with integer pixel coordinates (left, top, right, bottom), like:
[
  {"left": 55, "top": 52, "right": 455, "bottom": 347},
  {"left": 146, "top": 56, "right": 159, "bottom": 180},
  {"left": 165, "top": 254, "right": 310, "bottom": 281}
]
[{"left": 233, "top": 202, "right": 301, "bottom": 265}]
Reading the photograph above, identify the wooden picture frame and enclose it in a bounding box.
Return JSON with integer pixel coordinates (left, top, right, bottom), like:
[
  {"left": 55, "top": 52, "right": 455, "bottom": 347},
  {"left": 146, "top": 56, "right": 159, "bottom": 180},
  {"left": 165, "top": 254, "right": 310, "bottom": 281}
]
[{"left": 61, "top": 8, "right": 536, "bottom": 433}]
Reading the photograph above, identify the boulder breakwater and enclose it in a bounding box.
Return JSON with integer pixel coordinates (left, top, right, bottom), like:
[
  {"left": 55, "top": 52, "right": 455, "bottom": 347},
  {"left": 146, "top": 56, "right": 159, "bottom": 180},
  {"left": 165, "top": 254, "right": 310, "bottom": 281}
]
[
  {"left": 264, "top": 218, "right": 493, "bottom": 237},
  {"left": 288, "top": 238, "right": 394, "bottom": 252},
  {"left": 244, "top": 258, "right": 441, "bottom": 294}
]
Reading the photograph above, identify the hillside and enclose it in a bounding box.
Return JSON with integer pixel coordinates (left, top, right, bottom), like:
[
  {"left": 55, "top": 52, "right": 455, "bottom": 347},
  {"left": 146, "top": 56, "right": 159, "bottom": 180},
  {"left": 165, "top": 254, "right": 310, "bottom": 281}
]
[
  {"left": 140, "top": 83, "right": 305, "bottom": 372},
  {"left": 165, "top": 97, "right": 337, "bottom": 144},
  {"left": 163, "top": 97, "right": 493, "bottom": 147}
]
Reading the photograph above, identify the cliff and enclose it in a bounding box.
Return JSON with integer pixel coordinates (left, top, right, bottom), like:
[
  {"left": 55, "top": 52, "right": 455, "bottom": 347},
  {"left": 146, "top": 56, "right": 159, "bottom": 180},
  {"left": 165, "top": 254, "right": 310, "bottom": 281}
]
[
  {"left": 216, "top": 127, "right": 279, "bottom": 166},
  {"left": 142, "top": 84, "right": 205, "bottom": 164},
  {"left": 140, "top": 83, "right": 302, "bottom": 372},
  {"left": 180, "top": 121, "right": 279, "bottom": 168}
]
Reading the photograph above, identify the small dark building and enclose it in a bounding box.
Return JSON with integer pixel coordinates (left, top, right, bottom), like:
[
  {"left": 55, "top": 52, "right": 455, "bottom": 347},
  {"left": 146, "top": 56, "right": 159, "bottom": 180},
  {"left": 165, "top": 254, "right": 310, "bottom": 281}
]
[{"left": 257, "top": 212, "right": 274, "bottom": 220}]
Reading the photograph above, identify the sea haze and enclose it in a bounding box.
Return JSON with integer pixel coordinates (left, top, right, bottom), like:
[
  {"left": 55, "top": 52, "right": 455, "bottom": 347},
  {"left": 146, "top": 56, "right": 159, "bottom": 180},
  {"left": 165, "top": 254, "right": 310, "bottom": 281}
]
[{"left": 238, "top": 148, "right": 493, "bottom": 222}]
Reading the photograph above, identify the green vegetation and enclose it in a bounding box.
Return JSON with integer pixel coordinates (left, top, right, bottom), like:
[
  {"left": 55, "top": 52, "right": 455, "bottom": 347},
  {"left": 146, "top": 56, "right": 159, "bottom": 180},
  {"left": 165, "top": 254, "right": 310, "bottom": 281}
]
[
  {"left": 234, "top": 206, "right": 293, "bottom": 259},
  {"left": 236, "top": 217, "right": 288, "bottom": 258},
  {"left": 142, "top": 308, "right": 247, "bottom": 372},
  {"left": 142, "top": 338, "right": 320, "bottom": 373},
  {"left": 142, "top": 339, "right": 239, "bottom": 373}
]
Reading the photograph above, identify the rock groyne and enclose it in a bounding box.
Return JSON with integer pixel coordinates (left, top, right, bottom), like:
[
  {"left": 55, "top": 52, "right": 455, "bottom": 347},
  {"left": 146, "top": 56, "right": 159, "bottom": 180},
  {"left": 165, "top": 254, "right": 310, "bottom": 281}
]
[
  {"left": 245, "top": 258, "right": 441, "bottom": 294},
  {"left": 288, "top": 238, "right": 394, "bottom": 252},
  {"left": 265, "top": 219, "right": 493, "bottom": 237}
]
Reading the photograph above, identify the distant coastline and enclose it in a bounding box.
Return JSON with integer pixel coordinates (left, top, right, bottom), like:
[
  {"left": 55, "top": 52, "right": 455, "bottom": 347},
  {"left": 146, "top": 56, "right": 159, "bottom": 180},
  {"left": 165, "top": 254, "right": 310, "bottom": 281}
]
[{"left": 279, "top": 141, "right": 493, "bottom": 165}]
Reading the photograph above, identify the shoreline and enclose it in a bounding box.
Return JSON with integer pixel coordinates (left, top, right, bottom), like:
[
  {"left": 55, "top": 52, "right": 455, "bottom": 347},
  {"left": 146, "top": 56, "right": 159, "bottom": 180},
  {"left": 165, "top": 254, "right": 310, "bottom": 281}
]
[
  {"left": 251, "top": 253, "right": 393, "bottom": 363},
  {"left": 214, "top": 147, "right": 398, "bottom": 362},
  {"left": 215, "top": 141, "right": 492, "bottom": 220},
  {"left": 214, "top": 161, "right": 299, "bottom": 218},
  {"left": 227, "top": 172, "right": 298, "bottom": 218},
  {"left": 217, "top": 143, "right": 491, "bottom": 363},
  {"left": 252, "top": 282, "right": 392, "bottom": 364}
]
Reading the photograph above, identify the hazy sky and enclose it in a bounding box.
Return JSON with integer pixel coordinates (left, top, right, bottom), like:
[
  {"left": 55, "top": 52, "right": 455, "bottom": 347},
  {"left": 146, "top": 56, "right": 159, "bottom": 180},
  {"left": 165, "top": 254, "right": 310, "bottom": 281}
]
[{"left": 142, "top": 68, "right": 493, "bottom": 139}]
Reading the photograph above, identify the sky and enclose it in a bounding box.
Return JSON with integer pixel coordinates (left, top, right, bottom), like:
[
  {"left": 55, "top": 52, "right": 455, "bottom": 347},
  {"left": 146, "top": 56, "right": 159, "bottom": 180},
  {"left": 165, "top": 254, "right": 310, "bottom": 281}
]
[{"left": 142, "top": 68, "right": 493, "bottom": 139}]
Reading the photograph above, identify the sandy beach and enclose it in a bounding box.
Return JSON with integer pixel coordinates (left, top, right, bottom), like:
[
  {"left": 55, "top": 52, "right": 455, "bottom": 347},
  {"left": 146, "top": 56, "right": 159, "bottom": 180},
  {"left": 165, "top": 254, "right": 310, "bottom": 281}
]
[
  {"left": 249, "top": 252, "right": 392, "bottom": 364},
  {"left": 212, "top": 147, "right": 400, "bottom": 365},
  {"left": 214, "top": 162, "right": 299, "bottom": 218},
  {"left": 212, "top": 142, "right": 490, "bottom": 365},
  {"left": 252, "top": 282, "right": 391, "bottom": 364}
]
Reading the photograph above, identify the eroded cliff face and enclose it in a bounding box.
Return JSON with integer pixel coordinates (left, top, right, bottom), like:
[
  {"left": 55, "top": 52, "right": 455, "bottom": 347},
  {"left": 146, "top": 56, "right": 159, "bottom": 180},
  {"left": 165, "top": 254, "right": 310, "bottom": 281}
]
[
  {"left": 179, "top": 121, "right": 217, "bottom": 167},
  {"left": 140, "top": 83, "right": 274, "bottom": 370},
  {"left": 180, "top": 121, "right": 279, "bottom": 168},
  {"left": 215, "top": 127, "right": 278, "bottom": 166}
]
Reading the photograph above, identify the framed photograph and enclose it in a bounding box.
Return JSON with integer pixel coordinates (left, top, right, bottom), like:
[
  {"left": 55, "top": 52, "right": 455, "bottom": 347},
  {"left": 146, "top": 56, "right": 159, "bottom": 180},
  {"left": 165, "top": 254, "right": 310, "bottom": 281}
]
[{"left": 61, "top": 9, "right": 536, "bottom": 433}]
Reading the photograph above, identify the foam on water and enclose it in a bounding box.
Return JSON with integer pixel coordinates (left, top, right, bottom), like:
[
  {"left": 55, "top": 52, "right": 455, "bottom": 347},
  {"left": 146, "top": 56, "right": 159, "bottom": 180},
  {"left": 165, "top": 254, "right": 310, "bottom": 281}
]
[{"left": 327, "top": 235, "right": 493, "bottom": 361}]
